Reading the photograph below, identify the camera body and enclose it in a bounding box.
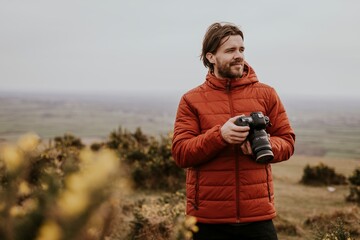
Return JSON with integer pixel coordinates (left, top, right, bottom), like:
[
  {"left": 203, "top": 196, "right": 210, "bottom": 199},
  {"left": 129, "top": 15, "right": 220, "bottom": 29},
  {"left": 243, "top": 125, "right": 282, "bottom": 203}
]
[{"left": 234, "top": 112, "right": 274, "bottom": 163}]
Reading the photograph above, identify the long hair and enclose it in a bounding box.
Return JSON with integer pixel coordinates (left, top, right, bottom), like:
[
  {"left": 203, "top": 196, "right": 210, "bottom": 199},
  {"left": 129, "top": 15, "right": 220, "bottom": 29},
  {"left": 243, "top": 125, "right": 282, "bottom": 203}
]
[{"left": 200, "top": 22, "right": 244, "bottom": 72}]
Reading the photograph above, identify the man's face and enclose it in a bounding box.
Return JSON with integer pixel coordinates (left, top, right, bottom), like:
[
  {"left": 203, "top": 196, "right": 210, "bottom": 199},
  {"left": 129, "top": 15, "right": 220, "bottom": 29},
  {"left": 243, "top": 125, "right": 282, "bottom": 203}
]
[{"left": 206, "top": 35, "right": 245, "bottom": 79}]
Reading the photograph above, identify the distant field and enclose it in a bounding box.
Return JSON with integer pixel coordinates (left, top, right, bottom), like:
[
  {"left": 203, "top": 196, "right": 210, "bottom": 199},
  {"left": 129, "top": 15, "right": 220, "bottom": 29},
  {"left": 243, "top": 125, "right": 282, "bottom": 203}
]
[
  {"left": 0, "top": 92, "right": 178, "bottom": 142},
  {"left": 1, "top": 92, "right": 360, "bottom": 159}
]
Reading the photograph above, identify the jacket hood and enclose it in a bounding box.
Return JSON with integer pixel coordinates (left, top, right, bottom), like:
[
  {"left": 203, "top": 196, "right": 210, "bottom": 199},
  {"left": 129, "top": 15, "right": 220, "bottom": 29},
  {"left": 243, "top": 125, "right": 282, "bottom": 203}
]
[{"left": 206, "top": 62, "right": 259, "bottom": 91}]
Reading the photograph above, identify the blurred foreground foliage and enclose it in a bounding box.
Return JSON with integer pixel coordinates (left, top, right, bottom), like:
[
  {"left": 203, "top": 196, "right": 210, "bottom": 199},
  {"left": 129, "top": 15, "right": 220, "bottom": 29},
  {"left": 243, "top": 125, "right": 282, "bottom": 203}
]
[
  {"left": 0, "top": 128, "right": 189, "bottom": 240},
  {"left": 0, "top": 132, "right": 125, "bottom": 240}
]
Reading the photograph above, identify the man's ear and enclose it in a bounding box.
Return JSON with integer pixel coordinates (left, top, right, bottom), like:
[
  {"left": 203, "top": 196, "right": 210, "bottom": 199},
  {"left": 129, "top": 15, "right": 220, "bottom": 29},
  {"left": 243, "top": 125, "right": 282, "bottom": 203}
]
[{"left": 206, "top": 52, "right": 215, "bottom": 64}]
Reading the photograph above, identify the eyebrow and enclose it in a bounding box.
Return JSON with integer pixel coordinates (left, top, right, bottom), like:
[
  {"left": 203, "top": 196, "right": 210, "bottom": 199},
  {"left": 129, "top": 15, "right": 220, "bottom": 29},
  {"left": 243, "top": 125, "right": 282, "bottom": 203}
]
[{"left": 225, "top": 46, "right": 245, "bottom": 51}]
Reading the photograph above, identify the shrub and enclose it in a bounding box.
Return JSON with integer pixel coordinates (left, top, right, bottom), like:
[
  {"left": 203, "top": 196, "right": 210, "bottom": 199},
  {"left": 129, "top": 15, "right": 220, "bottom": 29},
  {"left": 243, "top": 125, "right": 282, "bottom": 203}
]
[
  {"left": 349, "top": 168, "right": 360, "bottom": 186},
  {"left": 124, "top": 190, "right": 196, "bottom": 240},
  {"left": 0, "top": 129, "right": 187, "bottom": 240},
  {"left": 0, "top": 133, "right": 127, "bottom": 240},
  {"left": 313, "top": 218, "right": 353, "bottom": 240},
  {"left": 300, "top": 162, "right": 347, "bottom": 186},
  {"left": 305, "top": 208, "right": 360, "bottom": 239},
  {"left": 53, "top": 133, "right": 84, "bottom": 149},
  {"left": 105, "top": 127, "right": 185, "bottom": 191},
  {"left": 346, "top": 168, "right": 360, "bottom": 203}
]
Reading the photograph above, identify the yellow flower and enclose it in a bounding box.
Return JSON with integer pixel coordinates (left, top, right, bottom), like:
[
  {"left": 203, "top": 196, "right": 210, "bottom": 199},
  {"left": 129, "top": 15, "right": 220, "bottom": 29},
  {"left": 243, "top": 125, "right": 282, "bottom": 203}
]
[
  {"left": 36, "top": 220, "right": 62, "bottom": 240},
  {"left": 57, "top": 190, "right": 89, "bottom": 218},
  {"left": 184, "top": 231, "right": 193, "bottom": 239},
  {"left": 18, "top": 181, "right": 32, "bottom": 195},
  {"left": 1, "top": 145, "right": 24, "bottom": 173},
  {"left": 57, "top": 148, "right": 120, "bottom": 219},
  {"left": 9, "top": 205, "right": 25, "bottom": 217},
  {"left": 191, "top": 225, "right": 199, "bottom": 233},
  {"left": 79, "top": 149, "right": 93, "bottom": 166},
  {"left": 79, "top": 149, "right": 119, "bottom": 190},
  {"left": 17, "top": 132, "right": 40, "bottom": 152},
  {"left": 65, "top": 174, "right": 88, "bottom": 192},
  {"left": 184, "top": 216, "right": 197, "bottom": 227}
]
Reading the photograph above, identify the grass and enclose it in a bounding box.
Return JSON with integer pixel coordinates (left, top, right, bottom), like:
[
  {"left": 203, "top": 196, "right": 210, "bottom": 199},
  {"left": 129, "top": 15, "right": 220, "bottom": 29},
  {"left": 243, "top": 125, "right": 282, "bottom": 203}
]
[
  {"left": 272, "top": 156, "right": 360, "bottom": 239},
  {"left": 104, "top": 155, "right": 360, "bottom": 240}
]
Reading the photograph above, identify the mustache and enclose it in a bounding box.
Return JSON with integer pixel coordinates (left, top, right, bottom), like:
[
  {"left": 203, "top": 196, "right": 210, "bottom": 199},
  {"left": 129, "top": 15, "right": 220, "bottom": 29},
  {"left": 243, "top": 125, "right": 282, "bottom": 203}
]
[{"left": 230, "top": 60, "right": 244, "bottom": 66}]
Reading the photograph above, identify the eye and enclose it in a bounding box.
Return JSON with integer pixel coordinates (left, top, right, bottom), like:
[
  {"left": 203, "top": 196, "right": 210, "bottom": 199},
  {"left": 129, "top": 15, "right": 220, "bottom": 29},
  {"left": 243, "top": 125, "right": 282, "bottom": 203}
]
[{"left": 225, "top": 48, "right": 236, "bottom": 53}]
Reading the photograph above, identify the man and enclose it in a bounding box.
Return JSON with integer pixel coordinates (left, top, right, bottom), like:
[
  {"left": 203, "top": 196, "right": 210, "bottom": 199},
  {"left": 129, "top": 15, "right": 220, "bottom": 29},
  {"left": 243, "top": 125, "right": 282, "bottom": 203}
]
[{"left": 171, "top": 22, "right": 295, "bottom": 240}]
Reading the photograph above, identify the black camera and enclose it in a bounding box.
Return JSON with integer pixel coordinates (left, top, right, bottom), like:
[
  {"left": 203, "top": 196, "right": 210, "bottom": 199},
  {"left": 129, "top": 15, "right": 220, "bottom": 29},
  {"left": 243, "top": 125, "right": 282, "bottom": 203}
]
[{"left": 234, "top": 112, "right": 274, "bottom": 163}]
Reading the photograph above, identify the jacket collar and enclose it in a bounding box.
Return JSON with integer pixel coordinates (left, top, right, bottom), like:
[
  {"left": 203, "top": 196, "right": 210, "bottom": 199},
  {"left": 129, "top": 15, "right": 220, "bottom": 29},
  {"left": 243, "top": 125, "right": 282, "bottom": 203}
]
[{"left": 206, "top": 62, "right": 259, "bottom": 91}]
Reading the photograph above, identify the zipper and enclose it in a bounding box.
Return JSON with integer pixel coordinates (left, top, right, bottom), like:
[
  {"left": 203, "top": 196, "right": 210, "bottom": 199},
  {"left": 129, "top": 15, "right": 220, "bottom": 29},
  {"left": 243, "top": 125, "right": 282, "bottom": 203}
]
[
  {"left": 194, "top": 169, "right": 200, "bottom": 210},
  {"left": 235, "top": 146, "right": 240, "bottom": 223},
  {"left": 265, "top": 165, "right": 271, "bottom": 202},
  {"left": 226, "top": 79, "right": 240, "bottom": 222},
  {"left": 226, "top": 80, "right": 234, "bottom": 114},
  {"left": 226, "top": 79, "right": 231, "bottom": 93}
]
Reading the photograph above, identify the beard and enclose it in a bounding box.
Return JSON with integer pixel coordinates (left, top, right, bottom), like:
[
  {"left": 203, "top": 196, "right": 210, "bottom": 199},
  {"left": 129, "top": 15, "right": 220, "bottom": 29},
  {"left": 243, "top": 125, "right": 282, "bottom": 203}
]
[{"left": 216, "top": 60, "right": 244, "bottom": 79}]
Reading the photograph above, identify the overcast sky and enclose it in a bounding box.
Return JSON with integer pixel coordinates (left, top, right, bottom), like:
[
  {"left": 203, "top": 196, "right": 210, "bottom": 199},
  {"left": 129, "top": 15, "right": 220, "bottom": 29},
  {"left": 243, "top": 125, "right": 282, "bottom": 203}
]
[{"left": 1, "top": 0, "right": 359, "bottom": 99}]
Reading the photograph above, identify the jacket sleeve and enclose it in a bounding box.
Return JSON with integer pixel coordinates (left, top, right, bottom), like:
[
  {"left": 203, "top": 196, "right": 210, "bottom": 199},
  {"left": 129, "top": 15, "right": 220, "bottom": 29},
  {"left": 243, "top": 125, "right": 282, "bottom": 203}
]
[
  {"left": 171, "top": 95, "right": 228, "bottom": 168},
  {"left": 266, "top": 89, "right": 296, "bottom": 163}
]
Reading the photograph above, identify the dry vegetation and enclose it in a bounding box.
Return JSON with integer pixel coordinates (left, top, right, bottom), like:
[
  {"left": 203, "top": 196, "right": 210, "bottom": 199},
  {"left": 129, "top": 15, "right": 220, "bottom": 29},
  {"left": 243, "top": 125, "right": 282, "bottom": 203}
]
[
  {"left": 272, "top": 156, "right": 360, "bottom": 239},
  {"left": 1, "top": 129, "right": 359, "bottom": 240}
]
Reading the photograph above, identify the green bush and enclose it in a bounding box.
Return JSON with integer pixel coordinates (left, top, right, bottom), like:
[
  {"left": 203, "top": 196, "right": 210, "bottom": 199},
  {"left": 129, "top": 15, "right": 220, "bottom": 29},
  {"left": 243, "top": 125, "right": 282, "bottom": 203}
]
[
  {"left": 53, "top": 133, "right": 84, "bottom": 149},
  {"left": 346, "top": 168, "right": 360, "bottom": 203},
  {"left": 300, "top": 162, "right": 347, "bottom": 186},
  {"left": 105, "top": 127, "right": 185, "bottom": 191}
]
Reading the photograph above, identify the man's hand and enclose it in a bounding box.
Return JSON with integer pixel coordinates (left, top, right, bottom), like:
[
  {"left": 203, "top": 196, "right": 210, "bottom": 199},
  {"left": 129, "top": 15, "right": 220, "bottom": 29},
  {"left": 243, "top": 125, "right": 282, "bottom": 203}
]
[{"left": 221, "top": 116, "right": 250, "bottom": 145}]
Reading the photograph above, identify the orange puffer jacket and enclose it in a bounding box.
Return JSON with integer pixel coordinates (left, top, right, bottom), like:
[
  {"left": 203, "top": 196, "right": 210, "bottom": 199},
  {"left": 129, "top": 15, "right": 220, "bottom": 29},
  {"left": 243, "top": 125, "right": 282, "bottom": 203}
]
[{"left": 172, "top": 62, "right": 295, "bottom": 224}]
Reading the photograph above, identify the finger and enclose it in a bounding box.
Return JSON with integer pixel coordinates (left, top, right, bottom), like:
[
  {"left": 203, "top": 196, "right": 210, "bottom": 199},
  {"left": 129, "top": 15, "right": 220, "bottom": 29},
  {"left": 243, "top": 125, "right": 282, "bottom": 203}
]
[
  {"left": 230, "top": 115, "right": 245, "bottom": 122},
  {"left": 240, "top": 142, "right": 250, "bottom": 154},
  {"left": 232, "top": 125, "right": 250, "bottom": 132},
  {"left": 241, "top": 141, "right": 252, "bottom": 155},
  {"left": 231, "top": 138, "right": 247, "bottom": 145},
  {"left": 230, "top": 132, "right": 249, "bottom": 140},
  {"left": 245, "top": 141, "right": 252, "bottom": 154}
]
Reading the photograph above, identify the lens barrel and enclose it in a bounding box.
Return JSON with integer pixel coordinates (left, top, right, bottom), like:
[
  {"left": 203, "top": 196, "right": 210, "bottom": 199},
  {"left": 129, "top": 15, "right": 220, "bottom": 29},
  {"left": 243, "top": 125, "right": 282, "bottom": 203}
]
[{"left": 249, "top": 130, "right": 274, "bottom": 164}]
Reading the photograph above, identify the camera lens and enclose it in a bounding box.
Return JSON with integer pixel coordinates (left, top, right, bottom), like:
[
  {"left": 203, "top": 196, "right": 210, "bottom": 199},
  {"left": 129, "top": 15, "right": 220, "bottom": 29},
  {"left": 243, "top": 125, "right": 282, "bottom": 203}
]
[
  {"left": 255, "top": 150, "right": 274, "bottom": 163},
  {"left": 249, "top": 130, "right": 273, "bottom": 163}
]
